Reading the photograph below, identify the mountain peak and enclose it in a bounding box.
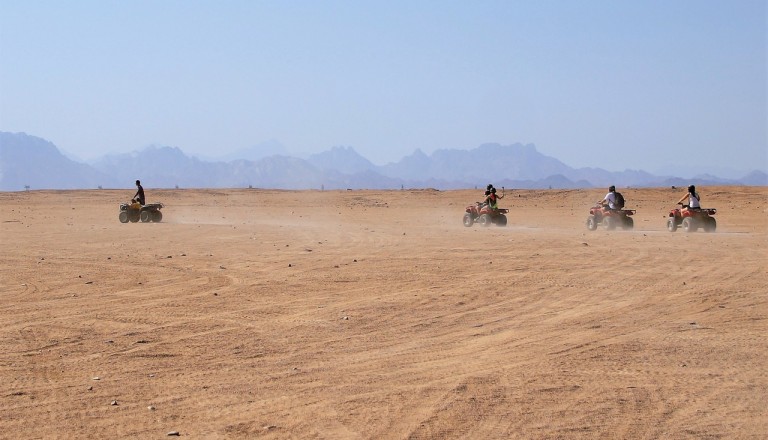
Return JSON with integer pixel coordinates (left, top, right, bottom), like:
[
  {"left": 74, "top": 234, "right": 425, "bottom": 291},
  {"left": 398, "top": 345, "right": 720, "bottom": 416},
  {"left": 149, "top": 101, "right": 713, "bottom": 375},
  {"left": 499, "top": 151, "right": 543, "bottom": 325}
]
[{"left": 307, "top": 145, "right": 375, "bottom": 174}]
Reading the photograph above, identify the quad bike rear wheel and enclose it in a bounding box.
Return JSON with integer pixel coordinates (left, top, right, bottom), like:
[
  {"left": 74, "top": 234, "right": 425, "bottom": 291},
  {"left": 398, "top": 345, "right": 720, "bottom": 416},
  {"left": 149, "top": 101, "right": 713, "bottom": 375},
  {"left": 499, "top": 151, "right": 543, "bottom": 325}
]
[
  {"left": 586, "top": 215, "right": 598, "bottom": 231},
  {"left": 667, "top": 218, "right": 678, "bottom": 232},
  {"left": 152, "top": 211, "right": 163, "bottom": 223},
  {"left": 140, "top": 211, "right": 152, "bottom": 222},
  {"left": 462, "top": 213, "right": 474, "bottom": 227},
  {"left": 477, "top": 214, "right": 491, "bottom": 227},
  {"left": 119, "top": 211, "right": 129, "bottom": 223},
  {"left": 682, "top": 217, "right": 697, "bottom": 233},
  {"left": 703, "top": 217, "right": 716, "bottom": 232},
  {"left": 622, "top": 216, "right": 634, "bottom": 230},
  {"left": 494, "top": 214, "right": 507, "bottom": 227}
]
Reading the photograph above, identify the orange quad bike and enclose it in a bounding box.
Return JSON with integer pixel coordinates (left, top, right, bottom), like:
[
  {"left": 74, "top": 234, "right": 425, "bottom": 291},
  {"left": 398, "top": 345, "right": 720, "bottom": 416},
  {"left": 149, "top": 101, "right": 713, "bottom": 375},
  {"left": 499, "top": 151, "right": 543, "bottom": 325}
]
[
  {"left": 463, "top": 202, "right": 509, "bottom": 227},
  {"left": 119, "top": 199, "right": 164, "bottom": 223},
  {"left": 586, "top": 204, "right": 635, "bottom": 231},
  {"left": 667, "top": 203, "right": 716, "bottom": 232}
]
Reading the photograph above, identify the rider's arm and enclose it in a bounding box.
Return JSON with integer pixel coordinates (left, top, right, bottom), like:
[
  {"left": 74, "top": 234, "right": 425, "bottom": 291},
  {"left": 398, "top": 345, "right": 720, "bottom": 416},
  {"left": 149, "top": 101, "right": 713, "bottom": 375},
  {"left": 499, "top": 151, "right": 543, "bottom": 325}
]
[{"left": 677, "top": 193, "right": 689, "bottom": 204}]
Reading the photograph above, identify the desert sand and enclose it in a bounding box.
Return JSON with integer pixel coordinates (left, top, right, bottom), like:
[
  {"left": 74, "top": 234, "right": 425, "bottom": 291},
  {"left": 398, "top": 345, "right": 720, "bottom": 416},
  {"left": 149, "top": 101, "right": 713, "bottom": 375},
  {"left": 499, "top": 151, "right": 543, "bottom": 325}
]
[{"left": 1, "top": 186, "right": 766, "bottom": 439}]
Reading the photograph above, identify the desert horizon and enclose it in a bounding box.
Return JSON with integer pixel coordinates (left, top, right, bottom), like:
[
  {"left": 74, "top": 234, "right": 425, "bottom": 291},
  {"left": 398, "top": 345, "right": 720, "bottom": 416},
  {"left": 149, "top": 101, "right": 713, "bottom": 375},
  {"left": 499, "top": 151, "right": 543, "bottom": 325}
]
[{"left": 1, "top": 186, "right": 766, "bottom": 438}]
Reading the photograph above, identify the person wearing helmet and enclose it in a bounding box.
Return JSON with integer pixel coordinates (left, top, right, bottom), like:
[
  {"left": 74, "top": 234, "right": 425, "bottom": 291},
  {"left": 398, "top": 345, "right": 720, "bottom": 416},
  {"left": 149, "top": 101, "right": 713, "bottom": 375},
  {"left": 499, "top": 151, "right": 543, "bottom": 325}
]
[
  {"left": 484, "top": 184, "right": 494, "bottom": 200},
  {"left": 477, "top": 184, "right": 495, "bottom": 208},
  {"left": 599, "top": 185, "right": 620, "bottom": 210},
  {"left": 487, "top": 186, "right": 505, "bottom": 210},
  {"left": 133, "top": 180, "right": 146, "bottom": 206},
  {"left": 677, "top": 185, "right": 701, "bottom": 211}
]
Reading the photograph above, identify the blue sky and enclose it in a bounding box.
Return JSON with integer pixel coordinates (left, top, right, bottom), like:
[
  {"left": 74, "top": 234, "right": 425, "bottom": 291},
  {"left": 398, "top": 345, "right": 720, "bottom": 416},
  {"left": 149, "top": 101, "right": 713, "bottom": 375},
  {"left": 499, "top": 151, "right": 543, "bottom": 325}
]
[{"left": 1, "top": 0, "right": 765, "bottom": 177}]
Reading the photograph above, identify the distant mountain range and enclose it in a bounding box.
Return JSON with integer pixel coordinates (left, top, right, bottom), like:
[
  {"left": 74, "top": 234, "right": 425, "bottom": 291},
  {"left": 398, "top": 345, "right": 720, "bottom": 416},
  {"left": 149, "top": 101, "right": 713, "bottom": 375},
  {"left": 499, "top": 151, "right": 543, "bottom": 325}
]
[{"left": 1, "top": 131, "right": 765, "bottom": 191}]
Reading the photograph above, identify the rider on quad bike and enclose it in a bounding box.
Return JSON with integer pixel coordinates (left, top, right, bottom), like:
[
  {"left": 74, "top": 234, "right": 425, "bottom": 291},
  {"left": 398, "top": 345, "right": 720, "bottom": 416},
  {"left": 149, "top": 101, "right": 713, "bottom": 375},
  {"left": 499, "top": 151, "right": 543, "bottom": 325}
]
[
  {"left": 676, "top": 185, "right": 701, "bottom": 211},
  {"left": 487, "top": 187, "right": 504, "bottom": 209},
  {"left": 667, "top": 185, "right": 716, "bottom": 232},
  {"left": 133, "top": 180, "right": 146, "bottom": 205},
  {"left": 464, "top": 186, "right": 508, "bottom": 227},
  {"left": 586, "top": 185, "right": 635, "bottom": 231},
  {"left": 119, "top": 180, "right": 164, "bottom": 223}
]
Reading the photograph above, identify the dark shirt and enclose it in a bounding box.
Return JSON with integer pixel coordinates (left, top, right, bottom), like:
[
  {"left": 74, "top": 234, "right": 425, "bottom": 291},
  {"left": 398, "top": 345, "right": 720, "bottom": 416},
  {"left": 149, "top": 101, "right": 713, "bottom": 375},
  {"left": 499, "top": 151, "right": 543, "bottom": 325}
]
[{"left": 134, "top": 185, "right": 145, "bottom": 205}]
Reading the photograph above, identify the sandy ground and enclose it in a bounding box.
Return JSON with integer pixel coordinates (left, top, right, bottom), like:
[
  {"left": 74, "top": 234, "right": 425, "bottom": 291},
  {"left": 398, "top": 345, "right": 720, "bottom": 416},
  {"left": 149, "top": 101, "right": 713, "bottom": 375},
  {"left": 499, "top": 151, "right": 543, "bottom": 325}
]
[{"left": 1, "top": 186, "right": 766, "bottom": 439}]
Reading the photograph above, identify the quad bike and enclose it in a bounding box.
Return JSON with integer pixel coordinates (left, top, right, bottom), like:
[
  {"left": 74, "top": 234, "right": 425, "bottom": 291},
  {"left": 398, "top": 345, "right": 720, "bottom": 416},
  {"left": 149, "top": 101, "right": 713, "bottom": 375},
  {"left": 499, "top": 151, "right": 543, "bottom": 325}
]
[
  {"left": 119, "top": 199, "right": 164, "bottom": 223},
  {"left": 586, "top": 204, "right": 635, "bottom": 231},
  {"left": 667, "top": 203, "right": 716, "bottom": 232},
  {"left": 463, "top": 202, "right": 508, "bottom": 227}
]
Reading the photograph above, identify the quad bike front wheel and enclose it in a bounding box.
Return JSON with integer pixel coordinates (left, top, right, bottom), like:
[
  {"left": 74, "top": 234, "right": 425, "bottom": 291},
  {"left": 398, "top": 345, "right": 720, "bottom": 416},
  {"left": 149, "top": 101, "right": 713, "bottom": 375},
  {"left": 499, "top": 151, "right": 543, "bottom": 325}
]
[
  {"left": 586, "top": 215, "right": 598, "bottom": 231},
  {"left": 119, "top": 211, "right": 129, "bottom": 223},
  {"left": 667, "top": 218, "right": 678, "bottom": 232},
  {"left": 604, "top": 216, "right": 617, "bottom": 230},
  {"left": 462, "top": 213, "right": 474, "bottom": 227}
]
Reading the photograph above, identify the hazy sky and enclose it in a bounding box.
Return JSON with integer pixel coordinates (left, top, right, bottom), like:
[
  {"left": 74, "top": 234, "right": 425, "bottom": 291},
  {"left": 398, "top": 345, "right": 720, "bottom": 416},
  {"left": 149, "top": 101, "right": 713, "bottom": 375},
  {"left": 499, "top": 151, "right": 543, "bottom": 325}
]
[{"left": 1, "top": 1, "right": 766, "bottom": 176}]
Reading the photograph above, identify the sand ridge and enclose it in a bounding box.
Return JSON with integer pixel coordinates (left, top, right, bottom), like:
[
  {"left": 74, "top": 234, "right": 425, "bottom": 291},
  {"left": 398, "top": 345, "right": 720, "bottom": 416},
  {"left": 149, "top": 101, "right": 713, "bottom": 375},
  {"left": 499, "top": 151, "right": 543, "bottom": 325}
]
[{"left": 1, "top": 187, "right": 766, "bottom": 439}]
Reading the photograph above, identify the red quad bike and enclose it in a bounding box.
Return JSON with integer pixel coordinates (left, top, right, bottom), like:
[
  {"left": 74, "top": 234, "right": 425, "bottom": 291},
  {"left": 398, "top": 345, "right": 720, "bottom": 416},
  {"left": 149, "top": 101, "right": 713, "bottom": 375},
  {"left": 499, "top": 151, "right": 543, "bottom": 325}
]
[
  {"left": 667, "top": 203, "right": 716, "bottom": 233},
  {"left": 463, "top": 202, "right": 509, "bottom": 227},
  {"left": 119, "top": 199, "right": 164, "bottom": 223},
  {"left": 586, "top": 204, "right": 635, "bottom": 231}
]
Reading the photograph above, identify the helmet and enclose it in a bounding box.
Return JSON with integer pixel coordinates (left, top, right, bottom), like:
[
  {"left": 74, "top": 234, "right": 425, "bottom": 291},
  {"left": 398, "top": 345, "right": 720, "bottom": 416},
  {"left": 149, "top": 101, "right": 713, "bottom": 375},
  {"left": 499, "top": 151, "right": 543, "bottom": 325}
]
[
  {"left": 486, "top": 184, "right": 494, "bottom": 191},
  {"left": 136, "top": 180, "right": 141, "bottom": 185},
  {"left": 609, "top": 185, "right": 615, "bottom": 192},
  {"left": 491, "top": 188, "right": 496, "bottom": 194},
  {"left": 688, "top": 185, "right": 696, "bottom": 192}
]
